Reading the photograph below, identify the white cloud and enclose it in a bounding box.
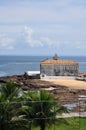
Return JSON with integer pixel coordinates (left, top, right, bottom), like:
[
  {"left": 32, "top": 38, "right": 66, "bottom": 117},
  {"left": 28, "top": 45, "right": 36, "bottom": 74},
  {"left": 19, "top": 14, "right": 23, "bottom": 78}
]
[
  {"left": 0, "top": 34, "right": 14, "bottom": 50},
  {"left": 23, "top": 26, "right": 42, "bottom": 47},
  {"left": 22, "top": 26, "right": 53, "bottom": 47},
  {"left": 0, "top": 0, "right": 86, "bottom": 24},
  {"left": 21, "top": 26, "right": 86, "bottom": 51},
  {"left": 75, "top": 41, "right": 86, "bottom": 49},
  {"left": 40, "top": 37, "right": 53, "bottom": 46},
  {"left": 0, "top": 0, "right": 86, "bottom": 55}
]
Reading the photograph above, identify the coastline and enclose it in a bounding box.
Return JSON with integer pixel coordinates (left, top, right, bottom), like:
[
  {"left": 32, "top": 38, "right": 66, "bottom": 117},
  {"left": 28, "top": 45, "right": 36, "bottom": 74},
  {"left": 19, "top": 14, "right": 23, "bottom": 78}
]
[
  {"left": 0, "top": 74, "right": 86, "bottom": 112},
  {"left": 0, "top": 74, "right": 86, "bottom": 90}
]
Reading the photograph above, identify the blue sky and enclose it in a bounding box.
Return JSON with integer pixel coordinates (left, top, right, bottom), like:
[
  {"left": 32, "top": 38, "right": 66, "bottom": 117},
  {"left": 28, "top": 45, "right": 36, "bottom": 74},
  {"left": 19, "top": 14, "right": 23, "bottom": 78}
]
[{"left": 0, "top": 0, "right": 86, "bottom": 56}]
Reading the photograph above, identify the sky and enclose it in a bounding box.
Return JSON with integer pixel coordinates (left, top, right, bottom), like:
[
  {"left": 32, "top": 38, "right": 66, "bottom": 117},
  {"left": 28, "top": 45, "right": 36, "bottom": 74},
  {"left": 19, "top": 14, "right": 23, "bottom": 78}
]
[{"left": 0, "top": 0, "right": 86, "bottom": 56}]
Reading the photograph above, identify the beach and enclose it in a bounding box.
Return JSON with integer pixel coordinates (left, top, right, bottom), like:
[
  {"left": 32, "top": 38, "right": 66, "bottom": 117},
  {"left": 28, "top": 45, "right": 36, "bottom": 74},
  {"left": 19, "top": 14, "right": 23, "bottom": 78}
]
[{"left": 41, "top": 78, "right": 86, "bottom": 90}]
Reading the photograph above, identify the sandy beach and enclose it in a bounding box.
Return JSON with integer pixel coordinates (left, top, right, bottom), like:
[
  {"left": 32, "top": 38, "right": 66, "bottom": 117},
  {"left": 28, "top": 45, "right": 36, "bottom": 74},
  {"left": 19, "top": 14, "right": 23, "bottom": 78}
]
[{"left": 41, "top": 78, "right": 86, "bottom": 90}]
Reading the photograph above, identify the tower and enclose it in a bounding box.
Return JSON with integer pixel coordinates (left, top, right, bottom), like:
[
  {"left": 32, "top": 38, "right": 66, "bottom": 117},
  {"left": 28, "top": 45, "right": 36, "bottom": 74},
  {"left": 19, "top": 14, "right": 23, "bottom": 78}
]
[{"left": 53, "top": 54, "right": 59, "bottom": 60}]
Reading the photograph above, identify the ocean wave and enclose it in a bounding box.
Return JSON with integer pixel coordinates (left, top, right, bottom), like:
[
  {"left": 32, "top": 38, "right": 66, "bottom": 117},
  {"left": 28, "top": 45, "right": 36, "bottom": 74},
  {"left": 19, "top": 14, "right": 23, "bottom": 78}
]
[
  {"left": 0, "top": 62, "right": 39, "bottom": 67},
  {"left": 14, "top": 62, "right": 35, "bottom": 65}
]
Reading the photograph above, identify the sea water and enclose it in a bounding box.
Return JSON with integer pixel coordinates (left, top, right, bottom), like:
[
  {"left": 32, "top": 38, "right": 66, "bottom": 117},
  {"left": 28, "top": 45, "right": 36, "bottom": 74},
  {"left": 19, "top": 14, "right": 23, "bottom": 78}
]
[{"left": 0, "top": 56, "right": 86, "bottom": 77}]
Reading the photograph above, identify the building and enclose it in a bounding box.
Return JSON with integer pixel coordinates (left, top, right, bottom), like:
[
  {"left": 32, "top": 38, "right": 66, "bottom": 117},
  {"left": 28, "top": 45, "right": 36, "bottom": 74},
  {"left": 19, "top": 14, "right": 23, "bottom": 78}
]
[
  {"left": 26, "top": 71, "right": 40, "bottom": 76},
  {"left": 40, "top": 54, "right": 79, "bottom": 78}
]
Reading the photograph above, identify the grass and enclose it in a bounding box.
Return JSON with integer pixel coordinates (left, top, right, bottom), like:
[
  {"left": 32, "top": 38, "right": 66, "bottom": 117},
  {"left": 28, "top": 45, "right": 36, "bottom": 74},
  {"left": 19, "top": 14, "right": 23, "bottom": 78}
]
[{"left": 32, "top": 117, "right": 86, "bottom": 130}]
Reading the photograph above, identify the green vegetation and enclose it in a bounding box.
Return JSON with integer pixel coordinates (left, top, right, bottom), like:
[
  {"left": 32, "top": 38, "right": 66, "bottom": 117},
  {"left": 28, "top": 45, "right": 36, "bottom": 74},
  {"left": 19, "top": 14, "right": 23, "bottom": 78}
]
[
  {"left": 32, "top": 117, "right": 86, "bottom": 130},
  {"left": 0, "top": 81, "right": 86, "bottom": 130},
  {"left": 0, "top": 81, "right": 23, "bottom": 130}
]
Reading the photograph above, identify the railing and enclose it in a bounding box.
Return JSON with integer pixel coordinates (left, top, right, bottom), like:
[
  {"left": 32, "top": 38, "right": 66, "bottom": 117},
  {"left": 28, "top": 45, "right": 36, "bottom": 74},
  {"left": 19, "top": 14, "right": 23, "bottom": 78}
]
[{"left": 0, "top": 96, "right": 86, "bottom": 130}]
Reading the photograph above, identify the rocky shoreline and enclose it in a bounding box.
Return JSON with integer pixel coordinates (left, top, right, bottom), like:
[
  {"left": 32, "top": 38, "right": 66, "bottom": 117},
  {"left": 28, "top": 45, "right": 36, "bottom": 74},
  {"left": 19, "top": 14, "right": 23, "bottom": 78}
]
[
  {"left": 0, "top": 74, "right": 86, "bottom": 112},
  {"left": 0, "top": 74, "right": 86, "bottom": 100}
]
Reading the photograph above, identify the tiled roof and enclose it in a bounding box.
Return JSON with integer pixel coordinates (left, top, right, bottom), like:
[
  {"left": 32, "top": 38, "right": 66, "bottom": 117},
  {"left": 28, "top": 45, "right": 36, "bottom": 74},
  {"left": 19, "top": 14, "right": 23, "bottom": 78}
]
[
  {"left": 78, "top": 73, "right": 86, "bottom": 77},
  {"left": 41, "top": 59, "right": 78, "bottom": 65}
]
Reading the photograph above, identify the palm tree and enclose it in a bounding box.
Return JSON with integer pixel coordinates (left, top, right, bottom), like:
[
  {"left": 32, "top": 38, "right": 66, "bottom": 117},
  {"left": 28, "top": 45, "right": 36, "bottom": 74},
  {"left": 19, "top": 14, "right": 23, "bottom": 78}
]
[
  {"left": 0, "top": 81, "right": 25, "bottom": 130},
  {"left": 0, "top": 81, "right": 68, "bottom": 130},
  {"left": 23, "top": 90, "right": 66, "bottom": 130},
  {"left": 20, "top": 91, "right": 37, "bottom": 130},
  {"left": 31, "top": 90, "right": 56, "bottom": 130},
  {"left": 31, "top": 90, "right": 68, "bottom": 130}
]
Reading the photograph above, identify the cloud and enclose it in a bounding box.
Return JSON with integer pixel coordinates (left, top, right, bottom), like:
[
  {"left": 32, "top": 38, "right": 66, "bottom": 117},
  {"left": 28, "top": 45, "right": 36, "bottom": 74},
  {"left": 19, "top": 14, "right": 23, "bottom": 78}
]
[
  {"left": 0, "top": 0, "right": 86, "bottom": 55},
  {"left": 22, "top": 26, "right": 53, "bottom": 47},
  {"left": 21, "top": 26, "right": 86, "bottom": 51},
  {"left": 0, "top": 0, "right": 86, "bottom": 24},
  {"left": 0, "top": 34, "right": 14, "bottom": 50},
  {"left": 76, "top": 41, "right": 85, "bottom": 49},
  {"left": 40, "top": 37, "right": 53, "bottom": 46},
  {"left": 22, "top": 26, "right": 42, "bottom": 47}
]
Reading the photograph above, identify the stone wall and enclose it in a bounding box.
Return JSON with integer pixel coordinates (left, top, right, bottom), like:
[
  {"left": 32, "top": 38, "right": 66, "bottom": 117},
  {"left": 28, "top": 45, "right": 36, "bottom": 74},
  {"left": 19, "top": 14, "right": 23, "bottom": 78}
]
[
  {"left": 40, "top": 64, "right": 54, "bottom": 76},
  {"left": 40, "top": 64, "right": 79, "bottom": 77}
]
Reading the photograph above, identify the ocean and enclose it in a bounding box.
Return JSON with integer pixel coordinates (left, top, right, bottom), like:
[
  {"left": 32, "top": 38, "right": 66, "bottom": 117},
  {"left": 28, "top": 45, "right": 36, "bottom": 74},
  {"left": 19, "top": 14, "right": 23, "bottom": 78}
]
[{"left": 0, "top": 56, "right": 86, "bottom": 77}]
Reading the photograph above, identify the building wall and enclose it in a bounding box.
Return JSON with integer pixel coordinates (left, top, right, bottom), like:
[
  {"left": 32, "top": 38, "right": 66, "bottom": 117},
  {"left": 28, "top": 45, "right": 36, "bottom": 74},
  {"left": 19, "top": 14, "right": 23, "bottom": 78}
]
[
  {"left": 40, "top": 64, "right": 54, "bottom": 76},
  {"left": 40, "top": 64, "right": 79, "bottom": 77}
]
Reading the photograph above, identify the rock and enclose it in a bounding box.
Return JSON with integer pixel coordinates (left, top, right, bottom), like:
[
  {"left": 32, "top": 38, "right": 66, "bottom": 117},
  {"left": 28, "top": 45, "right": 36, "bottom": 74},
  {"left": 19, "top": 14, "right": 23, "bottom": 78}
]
[{"left": 0, "top": 74, "right": 86, "bottom": 104}]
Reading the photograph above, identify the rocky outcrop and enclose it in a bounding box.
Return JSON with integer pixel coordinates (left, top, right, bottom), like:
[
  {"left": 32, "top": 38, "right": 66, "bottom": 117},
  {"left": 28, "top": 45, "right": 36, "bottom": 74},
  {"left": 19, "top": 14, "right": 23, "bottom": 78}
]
[{"left": 0, "top": 74, "right": 86, "bottom": 103}]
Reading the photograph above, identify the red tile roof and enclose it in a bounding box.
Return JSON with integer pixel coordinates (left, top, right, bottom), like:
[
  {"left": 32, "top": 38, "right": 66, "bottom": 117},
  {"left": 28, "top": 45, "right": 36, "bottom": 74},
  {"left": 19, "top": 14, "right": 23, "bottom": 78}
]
[
  {"left": 41, "top": 59, "right": 78, "bottom": 65},
  {"left": 78, "top": 73, "right": 86, "bottom": 77}
]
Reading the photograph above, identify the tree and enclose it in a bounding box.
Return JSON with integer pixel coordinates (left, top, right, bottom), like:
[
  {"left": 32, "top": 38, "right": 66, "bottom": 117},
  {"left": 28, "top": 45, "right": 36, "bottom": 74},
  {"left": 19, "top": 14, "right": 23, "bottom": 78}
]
[
  {"left": 0, "top": 81, "right": 68, "bottom": 130},
  {"left": 0, "top": 81, "right": 24, "bottom": 130},
  {"left": 20, "top": 91, "right": 37, "bottom": 130},
  {"left": 27, "top": 90, "right": 67, "bottom": 130},
  {"left": 31, "top": 90, "right": 55, "bottom": 130}
]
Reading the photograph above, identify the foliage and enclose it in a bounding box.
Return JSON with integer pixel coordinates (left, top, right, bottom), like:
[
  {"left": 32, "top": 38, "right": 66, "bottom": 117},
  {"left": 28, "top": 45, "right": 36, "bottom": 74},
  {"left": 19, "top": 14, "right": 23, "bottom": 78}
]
[
  {"left": 0, "top": 81, "right": 68, "bottom": 130},
  {"left": 23, "top": 90, "right": 67, "bottom": 130},
  {"left": 0, "top": 81, "right": 25, "bottom": 130}
]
